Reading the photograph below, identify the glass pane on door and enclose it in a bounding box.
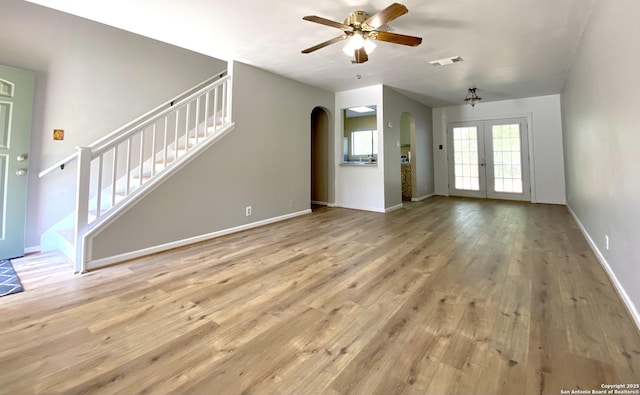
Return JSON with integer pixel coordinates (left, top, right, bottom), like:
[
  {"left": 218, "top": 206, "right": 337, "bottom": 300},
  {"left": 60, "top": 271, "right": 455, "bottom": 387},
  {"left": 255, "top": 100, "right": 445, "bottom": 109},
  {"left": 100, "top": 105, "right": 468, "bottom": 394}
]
[
  {"left": 452, "top": 126, "right": 480, "bottom": 191},
  {"left": 491, "top": 124, "right": 523, "bottom": 193}
]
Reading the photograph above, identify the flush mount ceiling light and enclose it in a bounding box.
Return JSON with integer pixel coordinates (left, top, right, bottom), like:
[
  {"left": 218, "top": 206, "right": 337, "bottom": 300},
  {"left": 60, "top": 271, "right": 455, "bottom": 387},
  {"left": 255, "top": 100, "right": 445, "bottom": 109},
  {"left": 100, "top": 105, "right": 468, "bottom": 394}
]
[
  {"left": 349, "top": 106, "right": 376, "bottom": 113},
  {"left": 464, "top": 88, "right": 482, "bottom": 107},
  {"left": 301, "top": 3, "right": 422, "bottom": 64}
]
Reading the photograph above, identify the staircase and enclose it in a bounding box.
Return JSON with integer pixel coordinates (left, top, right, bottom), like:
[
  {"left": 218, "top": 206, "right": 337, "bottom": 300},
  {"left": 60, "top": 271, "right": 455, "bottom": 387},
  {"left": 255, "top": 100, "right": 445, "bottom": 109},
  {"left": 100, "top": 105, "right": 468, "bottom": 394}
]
[{"left": 39, "top": 71, "right": 234, "bottom": 272}]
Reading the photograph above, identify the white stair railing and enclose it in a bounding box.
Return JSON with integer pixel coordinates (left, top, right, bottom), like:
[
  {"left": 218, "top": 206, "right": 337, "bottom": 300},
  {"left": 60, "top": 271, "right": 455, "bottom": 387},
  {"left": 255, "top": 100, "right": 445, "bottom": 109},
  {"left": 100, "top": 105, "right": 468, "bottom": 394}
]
[{"left": 57, "top": 72, "right": 232, "bottom": 272}]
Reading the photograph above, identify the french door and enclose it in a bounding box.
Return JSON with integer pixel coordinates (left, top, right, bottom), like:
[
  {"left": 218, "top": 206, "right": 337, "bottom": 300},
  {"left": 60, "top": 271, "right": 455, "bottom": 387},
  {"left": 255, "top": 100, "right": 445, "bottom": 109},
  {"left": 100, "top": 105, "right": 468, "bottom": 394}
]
[{"left": 447, "top": 118, "right": 530, "bottom": 201}]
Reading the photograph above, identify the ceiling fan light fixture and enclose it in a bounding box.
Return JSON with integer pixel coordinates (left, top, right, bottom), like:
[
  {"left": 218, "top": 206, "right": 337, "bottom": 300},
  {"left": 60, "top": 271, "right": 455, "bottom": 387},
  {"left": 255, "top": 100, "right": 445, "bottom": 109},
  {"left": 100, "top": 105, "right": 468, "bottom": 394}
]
[
  {"left": 350, "top": 32, "right": 365, "bottom": 49},
  {"left": 342, "top": 33, "right": 363, "bottom": 56},
  {"left": 464, "top": 88, "right": 482, "bottom": 107},
  {"left": 343, "top": 34, "right": 376, "bottom": 57},
  {"left": 342, "top": 43, "right": 354, "bottom": 56},
  {"left": 363, "top": 38, "right": 377, "bottom": 54}
]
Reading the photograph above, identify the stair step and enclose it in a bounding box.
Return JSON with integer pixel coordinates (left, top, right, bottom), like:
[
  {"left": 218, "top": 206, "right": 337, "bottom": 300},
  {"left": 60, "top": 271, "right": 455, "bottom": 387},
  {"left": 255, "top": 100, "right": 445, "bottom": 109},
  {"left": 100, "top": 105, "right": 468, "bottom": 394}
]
[
  {"left": 134, "top": 162, "right": 170, "bottom": 178},
  {"left": 161, "top": 149, "right": 187, "bottom": 162},
  {"left": 133, "top": 164, "right": 166, "bottom": 178},
  {"left": 115, "top": 177, "right": 150, "bottom": 194},
  {"left": 95, "top": 191, "right": 127, "bottom": 210},
  {"left": 56, "top": 229, "right": 76, "bottom": 263},
  {"left": 57, "top": 228, "right": 75, "bottom": 244},
  {"left": 87, "top": 191, "right": 131, "bottom": 222}
]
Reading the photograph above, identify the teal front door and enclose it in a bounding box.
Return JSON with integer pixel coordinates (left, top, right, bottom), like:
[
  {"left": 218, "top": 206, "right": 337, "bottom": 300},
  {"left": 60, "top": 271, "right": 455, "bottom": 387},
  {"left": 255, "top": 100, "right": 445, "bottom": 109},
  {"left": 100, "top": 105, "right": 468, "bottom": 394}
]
[{"left": 0, "top": 64, "right": 35, "bottom": 259}]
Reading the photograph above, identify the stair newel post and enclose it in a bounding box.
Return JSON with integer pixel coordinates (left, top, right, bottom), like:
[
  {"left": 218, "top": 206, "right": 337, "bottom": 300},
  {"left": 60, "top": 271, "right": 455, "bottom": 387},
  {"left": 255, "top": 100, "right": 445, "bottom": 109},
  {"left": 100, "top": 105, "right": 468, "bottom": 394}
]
[{"left": 74, "top": 146, "right": 92, "bottom": 273}]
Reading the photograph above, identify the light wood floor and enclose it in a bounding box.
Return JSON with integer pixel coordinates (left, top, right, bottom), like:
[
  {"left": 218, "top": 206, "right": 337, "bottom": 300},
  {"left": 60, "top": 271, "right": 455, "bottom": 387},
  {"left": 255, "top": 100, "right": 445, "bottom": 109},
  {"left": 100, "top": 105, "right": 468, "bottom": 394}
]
[{"left": 1, "top": 197, "right": 639, "bottom": 394}]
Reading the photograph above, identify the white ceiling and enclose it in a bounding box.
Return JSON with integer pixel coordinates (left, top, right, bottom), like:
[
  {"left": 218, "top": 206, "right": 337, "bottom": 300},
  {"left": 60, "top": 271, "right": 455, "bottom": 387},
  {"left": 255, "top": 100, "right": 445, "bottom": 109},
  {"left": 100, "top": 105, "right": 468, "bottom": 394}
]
[{"left": 25, "top": 0, "right": 595, "bottom": 107}]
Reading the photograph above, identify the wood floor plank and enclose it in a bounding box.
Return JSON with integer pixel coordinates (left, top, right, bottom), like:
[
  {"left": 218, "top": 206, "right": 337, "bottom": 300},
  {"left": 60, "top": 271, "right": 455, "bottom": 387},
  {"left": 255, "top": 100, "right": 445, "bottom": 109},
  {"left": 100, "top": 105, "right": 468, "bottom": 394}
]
[{"left": 1, "top": 197, "right": 638, "bottom": 394}]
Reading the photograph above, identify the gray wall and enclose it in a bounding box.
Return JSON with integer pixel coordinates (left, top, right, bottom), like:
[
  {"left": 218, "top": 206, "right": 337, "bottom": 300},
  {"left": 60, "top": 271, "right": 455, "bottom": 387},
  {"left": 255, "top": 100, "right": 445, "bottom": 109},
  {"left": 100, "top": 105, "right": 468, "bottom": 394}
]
[
  {"left": 382, "top": 86, "right": 434, "bottom": 208},
  {"left": 0, "top": 0, "right": 227, "bottom": 248},
  {"left": 561, "top": 0, "right": 640, "bottom": 318},
  {"left": 90, "top": 62, "right": 334, "bottom": 260}
]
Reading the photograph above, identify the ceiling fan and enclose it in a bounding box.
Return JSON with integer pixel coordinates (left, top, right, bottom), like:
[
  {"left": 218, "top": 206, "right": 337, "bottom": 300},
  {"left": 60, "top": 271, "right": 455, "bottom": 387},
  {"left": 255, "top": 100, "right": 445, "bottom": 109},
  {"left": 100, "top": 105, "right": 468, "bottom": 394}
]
[{"left": 301, "top": 3, "right": 422, "bottom": 64}]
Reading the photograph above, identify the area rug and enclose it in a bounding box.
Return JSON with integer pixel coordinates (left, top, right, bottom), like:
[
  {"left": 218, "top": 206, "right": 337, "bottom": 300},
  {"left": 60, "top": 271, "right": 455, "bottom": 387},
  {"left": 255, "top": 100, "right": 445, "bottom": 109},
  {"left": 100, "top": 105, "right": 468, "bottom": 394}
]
[{"left": 0, "top": 260, "right": 23, "bottom": 297}]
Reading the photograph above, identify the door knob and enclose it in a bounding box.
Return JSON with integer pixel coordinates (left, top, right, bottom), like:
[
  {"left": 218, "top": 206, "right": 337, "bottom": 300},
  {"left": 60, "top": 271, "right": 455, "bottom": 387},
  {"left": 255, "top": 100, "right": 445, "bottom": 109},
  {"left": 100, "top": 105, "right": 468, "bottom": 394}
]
[
  {"left": 17, "top": 154, "right": 27, "bottom": 161},
  {"left": 16, "top": 168, "right": 27, "bottom": 176}
]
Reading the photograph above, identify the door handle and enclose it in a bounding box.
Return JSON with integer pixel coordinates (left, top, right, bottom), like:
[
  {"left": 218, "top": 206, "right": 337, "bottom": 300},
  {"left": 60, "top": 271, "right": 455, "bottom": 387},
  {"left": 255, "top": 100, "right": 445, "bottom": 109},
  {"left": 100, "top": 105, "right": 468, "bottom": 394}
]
[
  {"left": 17, "top": 154, "right": 27, "bottom": 161},
  {"left": 16, "top": 168, "right": 27, "bottom": 176}
]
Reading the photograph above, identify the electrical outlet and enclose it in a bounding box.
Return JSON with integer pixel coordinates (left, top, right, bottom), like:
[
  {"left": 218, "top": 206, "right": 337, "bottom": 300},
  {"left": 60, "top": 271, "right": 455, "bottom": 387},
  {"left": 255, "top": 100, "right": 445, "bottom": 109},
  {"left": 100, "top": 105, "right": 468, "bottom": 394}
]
[
  {"left": 605, "top": 235, "right": 609, "bottom": 250},
  {"left": 245, "top": 206, "right": 252, "bottom": 216}
]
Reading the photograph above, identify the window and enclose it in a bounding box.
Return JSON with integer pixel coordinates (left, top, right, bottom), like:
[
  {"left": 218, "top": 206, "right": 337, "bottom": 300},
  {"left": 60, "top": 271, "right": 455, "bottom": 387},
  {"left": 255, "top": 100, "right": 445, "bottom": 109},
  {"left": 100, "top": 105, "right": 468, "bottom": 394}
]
[
  {"left": 491, "top": 124, "right": 523, "bottom": 193},
  {"left": 452, "top": 126, "right": 480, "bottom": 191},
  {"left": 351, "top": 129, "right": 378, "bottom": 157}
]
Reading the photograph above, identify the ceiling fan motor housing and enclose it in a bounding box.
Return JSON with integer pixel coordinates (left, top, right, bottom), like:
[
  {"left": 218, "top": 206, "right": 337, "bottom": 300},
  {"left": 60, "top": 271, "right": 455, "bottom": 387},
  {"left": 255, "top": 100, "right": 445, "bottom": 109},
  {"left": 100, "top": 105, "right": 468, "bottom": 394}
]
[{"left": 345, "top": 11, "right": 370, "bottom": 29}]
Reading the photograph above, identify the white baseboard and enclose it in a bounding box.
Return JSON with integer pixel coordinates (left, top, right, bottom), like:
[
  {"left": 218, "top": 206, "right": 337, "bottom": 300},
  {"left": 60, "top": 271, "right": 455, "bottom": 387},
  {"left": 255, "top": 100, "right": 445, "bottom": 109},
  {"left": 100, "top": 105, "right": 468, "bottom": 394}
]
[
  {"left": 85, "top": 209, "right": 311, "bottom": 271},
  {"left": 311, "top": 200, "right": 329, "bottom": 206},
  {"left": 24, "top": 245, "right": 41, "bottom": 254},
  {"left": 327, "top": 202, "right": 337, "bottom": 207},
  {"left": 567, "top": 205, "right": 640, "bottom": 331},
  {"left": 385, "top": 203, "right": 404, "bottom": 213},
  {"left": 411, "top": 193, "right": 435, "bottom": 202},
  {"left": 335, "top": 203, "right": 385, "bottom": 213}
]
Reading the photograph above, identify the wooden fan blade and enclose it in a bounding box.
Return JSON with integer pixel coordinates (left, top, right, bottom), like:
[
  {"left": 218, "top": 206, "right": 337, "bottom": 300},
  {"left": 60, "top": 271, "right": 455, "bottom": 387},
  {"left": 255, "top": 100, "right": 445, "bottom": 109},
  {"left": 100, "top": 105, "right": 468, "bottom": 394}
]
[
  {"left": 372, "top": 31, "right": 422, "bottom": 46},
  {"left": 303, "top": 16, "right": 353, "bottom": 31},
  {"left": 364, "top": 3, "right": 408, "bottom": 29},
  {"left": 301, "top": 35, "right": 347, "bottom": 54},
  {"left": 354, "top": 47, "right": 368, "bottom": 64}
]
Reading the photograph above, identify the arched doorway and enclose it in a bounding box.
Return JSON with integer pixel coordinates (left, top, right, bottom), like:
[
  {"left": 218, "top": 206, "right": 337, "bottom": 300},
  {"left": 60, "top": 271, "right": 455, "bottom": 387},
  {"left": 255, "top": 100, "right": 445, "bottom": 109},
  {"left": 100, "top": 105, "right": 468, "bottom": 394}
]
[
  {"left": 311, "top": 107, "right": 330, "bottom": 208},
  {"left": 400, "top": 112, "right": 416, "bottom": 201}
]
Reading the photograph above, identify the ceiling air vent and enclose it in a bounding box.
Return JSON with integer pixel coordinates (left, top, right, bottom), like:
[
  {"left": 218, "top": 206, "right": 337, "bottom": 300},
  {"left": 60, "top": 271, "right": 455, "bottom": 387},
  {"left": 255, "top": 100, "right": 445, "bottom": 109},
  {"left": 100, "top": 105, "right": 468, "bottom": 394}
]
[{"left": 429, "top": 56, "right": 463, "bottom": 66}]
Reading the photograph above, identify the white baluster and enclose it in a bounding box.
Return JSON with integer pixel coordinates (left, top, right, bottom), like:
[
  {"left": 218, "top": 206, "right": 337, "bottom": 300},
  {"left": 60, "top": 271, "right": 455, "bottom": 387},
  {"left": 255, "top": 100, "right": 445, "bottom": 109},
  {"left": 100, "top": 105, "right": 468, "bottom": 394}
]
[
  {"left": 151, "top": 124, "right": 157, "bottom": 177},
  {"left": 75, "top": 146, "right": 91, "bottom": 273},
  {"left": 163, "top": 116, "right": 168, "bottom": 167},
  {"left": 125, "top": 137, "right": 132, "bottom": 195},
  {"left": 204, "top": 90, "right": 210, "bottom": 136},
  {"left": 184, "top": 103, "right": 190, "bottom": 152},
  {"left": 111, "top": 146, "right": 118, "bottom": 208},
  {"left": 222, "top": 79, "right": 228, "bottom": 124},
  {"left": 214, "top": 86, "right": 220, "bottom": 132},
  {"left": 138, "top": 129, "right": 145, "bottom": 183},
  {"left": 174, "top": 109, "right": 180, "bottom": 160},
  {"left": 195, "top": 96, "right": 201, "bottom": 144},
  {"left": 96, "top": 154, "right": 103, "bottom": 218}
]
